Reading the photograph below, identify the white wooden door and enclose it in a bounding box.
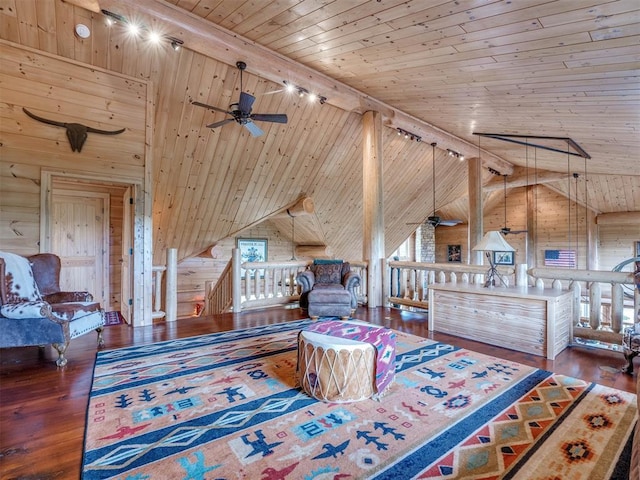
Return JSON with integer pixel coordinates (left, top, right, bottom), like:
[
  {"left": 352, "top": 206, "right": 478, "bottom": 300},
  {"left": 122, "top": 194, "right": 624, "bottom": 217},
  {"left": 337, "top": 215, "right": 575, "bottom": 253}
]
[
  {"left": 120, "top": 187, "right": 133, "bottom": 324},
  {"left": 51, "top": 190, "right": 109, "bottom": 307}
]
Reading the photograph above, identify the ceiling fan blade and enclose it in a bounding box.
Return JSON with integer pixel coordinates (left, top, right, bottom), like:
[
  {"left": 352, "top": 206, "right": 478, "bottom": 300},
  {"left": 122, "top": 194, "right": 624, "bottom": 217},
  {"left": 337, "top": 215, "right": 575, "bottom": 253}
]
[
  {"left": 206, "top": 118, "right": 235, "bottom": 129},
  {"left": 238, "top": 91, "right": 255, "bottom": 113},
  {"left": 192, "top": 100, "right": 231, "bottom": 115},
  {"left": 439, "top": 219, "right": 463, "bottom": 227},
  {"left": 243, "top": 121, "right": 263, "bottom": 137},
  {"left": 250, "top": 113, "right": 288, "bottom": 124}
]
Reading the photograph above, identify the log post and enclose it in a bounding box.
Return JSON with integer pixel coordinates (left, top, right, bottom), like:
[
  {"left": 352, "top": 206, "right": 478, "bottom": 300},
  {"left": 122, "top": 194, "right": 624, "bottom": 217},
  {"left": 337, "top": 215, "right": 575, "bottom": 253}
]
[
  {"left": 232, "top": 248, "right": 242, "bottom": 312},
  {"left": 362, "top": 110, "right": 384, "bottom": 308},
  {"left": 166, "top": 248, "right": 177, "bottom": 322}
]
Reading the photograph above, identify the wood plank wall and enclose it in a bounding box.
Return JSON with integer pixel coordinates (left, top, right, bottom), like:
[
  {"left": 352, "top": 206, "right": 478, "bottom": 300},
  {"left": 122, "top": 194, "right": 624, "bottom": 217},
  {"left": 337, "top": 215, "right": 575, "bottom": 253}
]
[
  {"left": 0, "top": 41, "right": 147, "bottom": 312},
  {"left": 435, "top": 184, "right": 640, "bottom": 271}
]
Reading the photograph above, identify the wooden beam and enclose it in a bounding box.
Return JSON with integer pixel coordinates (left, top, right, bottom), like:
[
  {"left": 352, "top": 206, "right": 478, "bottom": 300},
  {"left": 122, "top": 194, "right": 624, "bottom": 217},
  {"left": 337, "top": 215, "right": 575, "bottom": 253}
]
[
  {"left": 65, "top": 0, "right": 101, "bottom": 13},
  {"left": 270, "top": 197, "right": 314, "bottom": 218},
  {"left": 98, "top": 0, "right": 513, "bottom": 175},
  {"left": 596, "top": 211, "right": 640, "bottom": 225},
  {"left": 484, "top": 169, "right": 570, "bottom": 192},
  {"left": 295, "top": 245, "right": 333, "bottom": 258}
]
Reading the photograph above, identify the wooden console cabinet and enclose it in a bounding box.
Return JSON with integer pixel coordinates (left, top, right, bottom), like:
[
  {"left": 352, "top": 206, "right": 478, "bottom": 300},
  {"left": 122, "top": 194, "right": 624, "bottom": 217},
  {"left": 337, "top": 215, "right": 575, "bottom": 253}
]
[{"left": 427, "top": 284, "right": 573, "bottom": 359}]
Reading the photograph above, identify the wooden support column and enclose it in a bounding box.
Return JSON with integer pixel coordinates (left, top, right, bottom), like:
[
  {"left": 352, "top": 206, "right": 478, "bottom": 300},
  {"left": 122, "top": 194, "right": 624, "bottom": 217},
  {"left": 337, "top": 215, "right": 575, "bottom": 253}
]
[
  {"left": 166, "top": 248, "right": 177, "bottom": 322},
  {"left": 467, "top": 157, "right": 483, "bottom": 265},
  {"left": 363, "top": 111, "right": 384, "bottom": 308}
]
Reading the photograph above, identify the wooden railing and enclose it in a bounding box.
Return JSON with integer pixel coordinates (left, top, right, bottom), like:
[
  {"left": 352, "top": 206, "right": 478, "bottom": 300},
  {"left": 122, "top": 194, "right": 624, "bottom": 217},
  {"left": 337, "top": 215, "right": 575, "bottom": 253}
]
[
  {"left": 386, "top": 260, "right": 518, "bottom": 310},
  {"left": 151, "top": 247, "right": 178, "bottom": 322},
  {"left": 528, "top": 267, "right": 638, "bottom": 347},
  {"left": 205, "top": 251, "right": 369, "bottom": 313},
  {"left": 385, "top": 259, "right": 638, "bottom": 349}
]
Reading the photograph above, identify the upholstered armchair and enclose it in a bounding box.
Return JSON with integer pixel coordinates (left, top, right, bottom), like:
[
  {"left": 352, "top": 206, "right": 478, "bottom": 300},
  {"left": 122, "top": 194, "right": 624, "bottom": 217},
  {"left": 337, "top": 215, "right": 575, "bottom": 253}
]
[
  {"left": 0, "top": 251, "right": 105, "bottom": 366},
  {"left": 296, "top": 260, "right": 361, "bottom": 319}
]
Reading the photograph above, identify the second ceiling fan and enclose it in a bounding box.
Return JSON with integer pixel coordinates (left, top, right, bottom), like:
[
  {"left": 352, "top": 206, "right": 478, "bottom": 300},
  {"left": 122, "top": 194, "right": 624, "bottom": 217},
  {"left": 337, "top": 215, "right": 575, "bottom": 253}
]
[
  {"left": 426, "top": 142, "right": 462, "bottom": 227},
  {"left": 192, "top": 61, "right": 288, "bottom": 137}
]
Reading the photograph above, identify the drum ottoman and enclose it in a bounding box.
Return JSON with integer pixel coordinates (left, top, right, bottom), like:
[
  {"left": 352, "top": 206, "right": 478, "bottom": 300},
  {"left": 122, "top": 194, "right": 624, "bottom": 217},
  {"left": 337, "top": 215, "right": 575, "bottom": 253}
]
[{"left": 297, "top": 320, "right": 396, "bottom": 402}]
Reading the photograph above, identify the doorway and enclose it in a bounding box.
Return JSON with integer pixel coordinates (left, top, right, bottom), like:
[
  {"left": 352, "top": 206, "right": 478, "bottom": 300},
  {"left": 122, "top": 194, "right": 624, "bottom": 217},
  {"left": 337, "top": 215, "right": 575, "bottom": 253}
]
[{"left": 45, "top": 176, "right": 131, "bottom": 316}]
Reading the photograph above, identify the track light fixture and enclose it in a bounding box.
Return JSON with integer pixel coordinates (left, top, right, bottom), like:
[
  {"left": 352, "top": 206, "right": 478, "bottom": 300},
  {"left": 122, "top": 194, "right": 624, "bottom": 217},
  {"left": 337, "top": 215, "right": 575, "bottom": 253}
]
[
  {"left": 396, "top": 128, "right": 421, "bottom": 142},
  {"left": 447, "top": 149, "right": 465, "bottom": 160},
  {"left": 283, "top": 81, "right": 327, "bottom": 105},
  {"left": 100, "top": 9, "right": 184, "bottom": 52}
]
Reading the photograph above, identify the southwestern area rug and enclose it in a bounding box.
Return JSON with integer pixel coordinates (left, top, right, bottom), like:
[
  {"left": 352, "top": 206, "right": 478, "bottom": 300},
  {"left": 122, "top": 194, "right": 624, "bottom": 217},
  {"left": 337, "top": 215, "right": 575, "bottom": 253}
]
[{"left": 82, "top": 319, "right": 637, "bottom": 479}]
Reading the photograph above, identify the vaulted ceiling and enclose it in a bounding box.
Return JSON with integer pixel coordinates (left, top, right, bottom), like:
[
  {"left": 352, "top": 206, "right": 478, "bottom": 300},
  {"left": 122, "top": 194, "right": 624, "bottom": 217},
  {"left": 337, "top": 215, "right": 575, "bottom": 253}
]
[{"left": 2, "top": 0, "right": 639, "bottom": 262}]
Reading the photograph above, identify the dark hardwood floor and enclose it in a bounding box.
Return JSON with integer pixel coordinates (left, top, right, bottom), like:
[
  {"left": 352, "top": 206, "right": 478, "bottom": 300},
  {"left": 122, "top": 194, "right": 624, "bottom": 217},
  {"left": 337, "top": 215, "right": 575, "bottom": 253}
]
[{"left": 0, "top": 306, "right": 637, "bottom": 479}]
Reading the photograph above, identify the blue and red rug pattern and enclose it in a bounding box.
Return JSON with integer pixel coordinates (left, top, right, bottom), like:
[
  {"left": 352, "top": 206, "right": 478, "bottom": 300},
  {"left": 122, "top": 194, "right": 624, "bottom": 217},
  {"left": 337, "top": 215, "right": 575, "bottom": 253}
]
[{"left": 82, "top": 319, "right": 636, "bottom": 479}]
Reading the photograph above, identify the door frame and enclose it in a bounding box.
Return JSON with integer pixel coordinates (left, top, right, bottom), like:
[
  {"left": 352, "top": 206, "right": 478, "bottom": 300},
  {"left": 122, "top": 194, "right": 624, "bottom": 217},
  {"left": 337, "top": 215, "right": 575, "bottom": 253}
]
[
  {"left": 40, "top": 169, "right": 152, "bottom": 327},
  {"left": 50, "top": 187, "right": 110, "bottom": 309}
]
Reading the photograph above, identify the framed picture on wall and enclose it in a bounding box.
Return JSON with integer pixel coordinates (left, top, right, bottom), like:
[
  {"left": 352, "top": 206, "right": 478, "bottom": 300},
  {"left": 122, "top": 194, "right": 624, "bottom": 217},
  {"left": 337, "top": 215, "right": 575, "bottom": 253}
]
[
  {"left": 493, "top": 251, "right": 514, "bottom": 265},
  {"left": 636, "top": 241, "right": 640, "bottom": 257},
  {"left": 237, "top": 238, "right": 267, "bottom": 277},
  {"left": 447, "top": 244, "right": 461, "bottom": 262}
]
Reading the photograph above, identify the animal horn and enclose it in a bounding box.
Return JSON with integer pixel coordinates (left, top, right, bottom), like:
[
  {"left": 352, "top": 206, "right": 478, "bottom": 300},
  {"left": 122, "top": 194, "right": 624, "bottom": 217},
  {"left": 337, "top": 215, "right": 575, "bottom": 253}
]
[
  {"left": 22, "top": 108, "right": 66, "bottom": 127},
  {"left": 22, "top": 107, "right": 125, "bottom": 152},
  {"left": 86, "top": 126, "right": 126, "bottom": 135}
]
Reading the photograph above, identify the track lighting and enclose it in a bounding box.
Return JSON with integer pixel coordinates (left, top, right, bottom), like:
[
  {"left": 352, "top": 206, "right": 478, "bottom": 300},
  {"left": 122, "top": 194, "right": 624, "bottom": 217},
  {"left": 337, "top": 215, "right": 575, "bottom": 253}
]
[
  {"left": 101, "top": 9, "right": 184, "bottom": 52},
  {"left": 283, "top": 81, "right": 327, "bottom": 105},
  {"left": 168, "top": 37, "right": 184, "bottom": 51},
  {"left": 447, "top": 149, "right": 464, "bottom": 160},
  {"left": 396, "top": 128, "right": 421, "bottom": 142}
]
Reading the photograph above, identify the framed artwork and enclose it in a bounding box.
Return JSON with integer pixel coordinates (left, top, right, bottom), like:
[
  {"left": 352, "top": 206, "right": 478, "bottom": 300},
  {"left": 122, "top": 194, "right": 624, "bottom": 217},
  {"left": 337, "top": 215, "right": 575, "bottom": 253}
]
[
  {"left": 237, "top": 238, "right": 267, "bottom": 277},
  {"left": 635, "top": 241, "right": 640, "bottom": 257},
  {"left": 447, "top": 244, "right": 461, "bottom": 262},
  {"left": 493, "top": 251, "right": 514, "bottom": 265}
]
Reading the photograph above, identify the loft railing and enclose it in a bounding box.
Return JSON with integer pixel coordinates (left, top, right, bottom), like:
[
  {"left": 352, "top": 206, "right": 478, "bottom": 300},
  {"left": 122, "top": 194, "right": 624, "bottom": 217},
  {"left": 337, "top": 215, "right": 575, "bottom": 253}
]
[
  {"left": 528, "top": 267, "right": 638, "bottom": 347},
  {"left": 151, "top": 247, "right": 178, "bottom": 322},
  {"left": 385, "top": 259, "right": 638, "bottom": 349},
  {"left": 204, "top": 251, "right": 369, "bottom": 313},
  {"left": 386, "top": 260, "right": 518, "bottom": 310}
]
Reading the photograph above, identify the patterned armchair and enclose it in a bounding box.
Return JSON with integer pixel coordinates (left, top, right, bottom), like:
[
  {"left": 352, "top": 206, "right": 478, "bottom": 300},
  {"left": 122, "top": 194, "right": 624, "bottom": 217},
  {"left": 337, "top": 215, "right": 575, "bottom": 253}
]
[
  {"left": 296, "top": 260, "right": 361, "bottom": 319},
  {"left": 0, "top": 251, "right": 105, "bottom": 366}
]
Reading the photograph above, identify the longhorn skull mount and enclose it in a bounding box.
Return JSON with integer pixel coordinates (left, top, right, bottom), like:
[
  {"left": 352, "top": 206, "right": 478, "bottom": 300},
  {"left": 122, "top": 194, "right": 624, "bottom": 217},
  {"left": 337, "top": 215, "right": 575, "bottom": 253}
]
[{"left": 22, "top": 107, "right": 125, "bottom": 152}]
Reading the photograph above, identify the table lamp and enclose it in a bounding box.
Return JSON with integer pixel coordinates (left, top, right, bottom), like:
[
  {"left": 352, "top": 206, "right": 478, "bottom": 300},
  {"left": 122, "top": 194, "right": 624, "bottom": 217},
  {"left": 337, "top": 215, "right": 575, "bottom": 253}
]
[{"left": 472, "top": 231, "right": 515, "bottom": 287}]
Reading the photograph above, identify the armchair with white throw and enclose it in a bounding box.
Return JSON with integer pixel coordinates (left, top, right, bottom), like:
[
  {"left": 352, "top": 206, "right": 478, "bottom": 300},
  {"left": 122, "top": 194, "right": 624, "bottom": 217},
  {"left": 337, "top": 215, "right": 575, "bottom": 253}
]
[{"left": 0, "top": 251, "right": 105, "bottom": 366}]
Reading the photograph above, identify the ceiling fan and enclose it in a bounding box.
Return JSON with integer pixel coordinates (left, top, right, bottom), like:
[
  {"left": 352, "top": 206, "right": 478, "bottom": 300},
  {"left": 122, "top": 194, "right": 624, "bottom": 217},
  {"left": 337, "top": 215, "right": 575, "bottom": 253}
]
[
  {"left": 425, "top": 142, "right": 462, "bottom": 227},
  {"left": 192, "top": 61, "right": 288, "bottom": 137},
  {"left": 500, "top": 173, "right": 528, "bottom": 235}
]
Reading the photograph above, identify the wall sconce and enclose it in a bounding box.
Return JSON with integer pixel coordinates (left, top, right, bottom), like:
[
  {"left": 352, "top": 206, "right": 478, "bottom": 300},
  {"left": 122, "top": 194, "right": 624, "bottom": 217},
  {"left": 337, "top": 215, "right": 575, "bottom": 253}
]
[
  {"left": 101, "top": 9, "right": 184, "bottom": 52},
  {"left": 396, "top": 128, "right": 421, "bottom": 142},
  {"left": 283, "top": 81, "right": 327, "bottom": 105},
  {"left": 447, "top": 149, "right": 465, "bottom": 160}
]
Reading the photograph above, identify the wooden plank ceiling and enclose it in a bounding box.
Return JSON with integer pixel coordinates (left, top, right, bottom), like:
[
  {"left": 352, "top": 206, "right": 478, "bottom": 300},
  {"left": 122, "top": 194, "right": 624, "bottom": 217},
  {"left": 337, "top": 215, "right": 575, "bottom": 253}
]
[{"left": 1, "top": 0, "right": 638, "bottom": 263}]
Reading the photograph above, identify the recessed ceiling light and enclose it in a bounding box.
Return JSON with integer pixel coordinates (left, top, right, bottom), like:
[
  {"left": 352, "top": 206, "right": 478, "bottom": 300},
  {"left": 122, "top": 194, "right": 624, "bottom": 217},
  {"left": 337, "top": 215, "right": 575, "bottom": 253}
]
[{"left": 75, "top": 24, "right": 91, "bottom": 39}]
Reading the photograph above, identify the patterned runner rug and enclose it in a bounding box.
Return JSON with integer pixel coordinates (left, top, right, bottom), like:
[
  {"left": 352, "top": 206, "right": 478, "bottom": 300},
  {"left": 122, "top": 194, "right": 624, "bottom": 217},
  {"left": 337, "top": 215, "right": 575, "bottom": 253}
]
[
  {"left": 82, "top": 320, "right": 636, "bottom": 479},
  {"left": 103, "top": 311, "right": 124, "bottom": 326}
]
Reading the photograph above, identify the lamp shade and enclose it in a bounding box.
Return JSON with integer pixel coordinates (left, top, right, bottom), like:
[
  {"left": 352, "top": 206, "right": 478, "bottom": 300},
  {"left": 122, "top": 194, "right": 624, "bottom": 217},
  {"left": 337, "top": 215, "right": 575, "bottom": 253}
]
[{"left": 472, "top": 230, "right": 515, "bottom": 252}]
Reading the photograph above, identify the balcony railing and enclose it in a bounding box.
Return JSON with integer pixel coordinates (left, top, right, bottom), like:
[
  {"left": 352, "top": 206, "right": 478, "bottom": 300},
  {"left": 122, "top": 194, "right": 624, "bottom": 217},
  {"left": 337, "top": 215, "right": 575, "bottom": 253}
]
[
  {"left": 203, "top": 253, "right": 638, "bottom": 351},
  {"left": 205, "top": 251, "right": 368, "bottom": 314}
]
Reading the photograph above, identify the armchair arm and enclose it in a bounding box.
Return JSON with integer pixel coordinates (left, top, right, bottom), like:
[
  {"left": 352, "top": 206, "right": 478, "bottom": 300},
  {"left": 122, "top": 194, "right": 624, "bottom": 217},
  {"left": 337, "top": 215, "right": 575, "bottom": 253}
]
[
  {"left": 296, "top": 270, "right": 315, "bottom": 293},
  {"left": 43, "top": 291, "right": 93, "bottom": 304},
  {"left": 342, "top": 271, "right": 361, "bottom": 308},
  {"left": 342, "top": 271, "right": 361, "bottom": 291},
  {"left": 0, "top": 301, "right": 52, "bottom": 319}
]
